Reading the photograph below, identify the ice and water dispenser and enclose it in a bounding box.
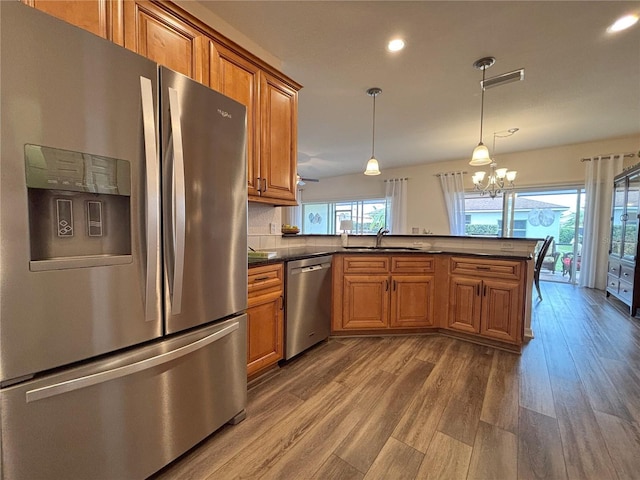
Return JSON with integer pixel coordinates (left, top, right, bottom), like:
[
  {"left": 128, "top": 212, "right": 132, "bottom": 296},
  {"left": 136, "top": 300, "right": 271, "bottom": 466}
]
[{"left": 25, "top": 144, "right": 132, "bottom": 270}]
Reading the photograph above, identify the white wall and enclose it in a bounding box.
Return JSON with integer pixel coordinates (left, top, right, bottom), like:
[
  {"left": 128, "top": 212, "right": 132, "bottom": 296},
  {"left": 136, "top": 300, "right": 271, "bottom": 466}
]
[{"left": 300, "top": 134, "right": 640, "bottom": 234}]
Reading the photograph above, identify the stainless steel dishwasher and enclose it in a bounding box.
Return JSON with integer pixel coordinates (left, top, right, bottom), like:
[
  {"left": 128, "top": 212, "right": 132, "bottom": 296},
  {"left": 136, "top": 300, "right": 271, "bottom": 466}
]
[{"left": 285, "top": 255, "right": 333, "bottom": 360}]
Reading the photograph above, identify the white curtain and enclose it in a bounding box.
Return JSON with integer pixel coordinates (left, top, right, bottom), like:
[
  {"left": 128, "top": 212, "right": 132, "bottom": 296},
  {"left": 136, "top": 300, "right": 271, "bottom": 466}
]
[
  {"left": 580, "top": 155, "right": 623, "bottom": 289},
  {"left": 385, "top": 178, "right": 408, "bottom": 233},
  {"left": 439, "top": 171, "right": 466, "bottom": 236}
]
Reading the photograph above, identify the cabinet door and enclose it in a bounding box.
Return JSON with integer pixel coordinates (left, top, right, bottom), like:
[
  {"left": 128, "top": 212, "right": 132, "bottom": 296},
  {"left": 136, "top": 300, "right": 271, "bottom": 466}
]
[
  {"left": 259, "top": 72, "right": 297, "bottom": 203},
  {"left": 209, "top": 41, "right": 261, "bottom": 197},
  {"left": 246, "top": 292, "right": 283, "bottom": 377},
  {"left": 480, "top": 279, "right": 521, "bottom": 343},
  {"left": 24, "top": 0, "right": 118, "bottom": 41},
  {"left": 611, "top": 178, "right": 626, "bottom": 258},
  {"left": 390, "top": 275, "right": 435, "bottom": 327},
  {"left": 623, "top": 173, "right": 640, "bottom": 261},
  {"left": 342, "top": 275, "right": 389, "bottom": 329},
  {"left": 448, "top": 276, "right": 482, "bottom": 334},
  {"left": 124, "top": 0, "right": 206, "bottom": 82}
]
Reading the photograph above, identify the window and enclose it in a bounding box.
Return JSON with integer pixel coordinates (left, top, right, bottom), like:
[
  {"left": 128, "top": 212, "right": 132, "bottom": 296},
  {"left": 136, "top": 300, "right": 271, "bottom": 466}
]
[{"left": 301, "top": 198, "right": 387, "bottom": 234}]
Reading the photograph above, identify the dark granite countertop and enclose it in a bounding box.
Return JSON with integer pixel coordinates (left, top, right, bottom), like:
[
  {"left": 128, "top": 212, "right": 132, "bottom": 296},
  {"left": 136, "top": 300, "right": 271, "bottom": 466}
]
[{"left": 248, "top": 246, "right": 533, "bottom": 267}]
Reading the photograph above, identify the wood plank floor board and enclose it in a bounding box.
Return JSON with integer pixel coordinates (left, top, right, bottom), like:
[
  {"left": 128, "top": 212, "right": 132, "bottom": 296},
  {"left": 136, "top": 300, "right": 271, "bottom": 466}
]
[
  {"left": 362, "top": 437, "right": 424, "bottom": 480},
  {"left": 566, "top": 341, "right": 634, "bottom": 421},
  {"left": 259, "top": 369, "right": 397, "bottom": 480},
  {"left": 149, "top": 283, "right": 640, "bottom": 480},
  {"left": 436, "top": 344, "right": 494, "bottom": 446},
  {"left": 392, "top": 340, "right": 477, "bottom": 452},
  {"left": 594, "top": 410, "right": 640, "bottom": 480},
  {"left": 414, "top": 431, "right": 472, "bottom": 480},
  {"left": 467, "top": 421, "right": 518, "bottom": 480},
  {"left": 335, "top": 359, "right": 434, "bottom": 474},
  {"left": 599, "top": 357, "right": 640, "bottom": 425},
  {"left": 208, "top": 381, "right": 353, "bottom": 479},
  {"left": 311, "top": 454, "right": 364, "bottom": 480},
  {"left": 519, "top": 330, "right": 557, "bottom": 419},
  {"left": 413, "top": 334, "right": 454, "bottom": 364},
  {"left": 380, "top": 335, "right": 429, "bottom": 376},
  {"left": 518, "top": 407, "right": 568, "bottom": 480},
  {"left": 481, "top": 349, "right": 520, "bottom": 434}
]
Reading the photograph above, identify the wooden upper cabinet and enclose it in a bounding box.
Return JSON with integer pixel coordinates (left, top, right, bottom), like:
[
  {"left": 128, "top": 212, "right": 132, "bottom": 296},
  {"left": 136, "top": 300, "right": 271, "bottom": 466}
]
[
  {"left": 123, "top": 0, "right": 206, "bottom": 82},
  {"left": 24, "top": 0, "right": 122, "bottom": 42},
  {"left": 258, "top": 72, "right": 298, "bottom": 204},
  {"left": 209, "top": 41, "right": 261, "bottom": 197}
]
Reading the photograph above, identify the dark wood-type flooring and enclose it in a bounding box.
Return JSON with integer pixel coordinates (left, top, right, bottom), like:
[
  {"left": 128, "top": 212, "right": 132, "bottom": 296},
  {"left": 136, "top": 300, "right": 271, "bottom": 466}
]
[{"left": 152, "top": 282, "right": 640, "bottom": 479}]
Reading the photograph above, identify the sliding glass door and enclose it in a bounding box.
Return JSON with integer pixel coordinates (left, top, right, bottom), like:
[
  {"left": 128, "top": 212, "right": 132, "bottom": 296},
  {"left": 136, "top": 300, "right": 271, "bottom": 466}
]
[{"left": 465, "top": 186, "right": 585, "bottom": 284}]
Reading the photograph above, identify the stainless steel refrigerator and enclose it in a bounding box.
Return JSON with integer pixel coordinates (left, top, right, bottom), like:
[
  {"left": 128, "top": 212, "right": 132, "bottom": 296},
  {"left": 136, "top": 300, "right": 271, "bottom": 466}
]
[{"left": 0, "top": 3, "right": 248, "bottom": 479}]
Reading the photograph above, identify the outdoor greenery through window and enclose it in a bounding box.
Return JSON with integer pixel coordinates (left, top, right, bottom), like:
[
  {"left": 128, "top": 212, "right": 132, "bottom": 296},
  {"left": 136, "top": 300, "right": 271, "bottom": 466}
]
[
  {"left": 301, "top": 199, "right": 388, "bottom": 234},
  {"left": 464, "top": 188, "right": 585, "bottom": 283}
]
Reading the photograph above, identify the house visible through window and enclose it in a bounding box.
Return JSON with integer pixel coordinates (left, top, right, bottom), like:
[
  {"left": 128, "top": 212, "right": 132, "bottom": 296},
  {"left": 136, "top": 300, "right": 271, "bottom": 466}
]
[{"left": 301, "top": 198, "right": 387, "bottom": 234}]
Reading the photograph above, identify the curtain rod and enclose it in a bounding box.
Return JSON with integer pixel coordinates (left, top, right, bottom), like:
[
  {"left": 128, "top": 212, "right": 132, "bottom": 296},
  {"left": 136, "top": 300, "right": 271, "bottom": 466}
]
[
  {"left": 580, "top": 152, "right": 636, "bottom": 162},
  {"left": 434, "top": 171, "right": 468, "bottom": 177},
  {"left": 384, "top": 177, "right": 409, "bottom": 182}
]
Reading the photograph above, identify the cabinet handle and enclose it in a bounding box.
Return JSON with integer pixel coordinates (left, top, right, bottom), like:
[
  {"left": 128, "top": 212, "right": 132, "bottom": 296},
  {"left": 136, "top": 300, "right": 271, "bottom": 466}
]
[
  {"left": 483, "top": 285, "right": 487, "bottom": 296},
  {"left": 385, "top": 280, "right": 389, "bottom": 291},
  {"left": 256, "top": 177, "right": 261, "bottom": 192},
  {"left": 254, "top": 276, "right": 270, "bottom": 282},
  {"left": 279, "top": 295, "right": 284, "bottom": 310},
  {"left": 263, "top": 179, "right": 268, "bottom": 193},
  {"left": 393, "top": 280, "right": 397, "bottom": 291},
  {"left": 476, "top": 284, "right": 480, "bottom": 296},
  {"left": 476, "top": 266, "right": 491, "bottom": 270}
]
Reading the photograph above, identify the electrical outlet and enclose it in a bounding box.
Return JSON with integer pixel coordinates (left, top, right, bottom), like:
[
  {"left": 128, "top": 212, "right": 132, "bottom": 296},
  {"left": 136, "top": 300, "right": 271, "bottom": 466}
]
[
  {"left": 501, "top": 242, "right": 514, "bottom": 250},
  {"left": 269, "top": 222, "right": 277, "bottom": 235}
]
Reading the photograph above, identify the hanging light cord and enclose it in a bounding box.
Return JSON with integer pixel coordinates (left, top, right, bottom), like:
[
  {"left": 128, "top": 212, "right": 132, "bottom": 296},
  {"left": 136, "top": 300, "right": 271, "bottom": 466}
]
[
  {"left": 371, "top": 93, "right": 377, "bottom": 157},
  {"left": 479, "top": 66, "right": 486, "bottom": 144}
]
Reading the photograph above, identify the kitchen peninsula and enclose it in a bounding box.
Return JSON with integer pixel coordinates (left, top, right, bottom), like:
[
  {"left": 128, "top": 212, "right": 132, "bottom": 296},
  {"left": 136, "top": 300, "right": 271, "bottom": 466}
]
[{"left": 249, "top": 235, "right": 539, "bottom": 354}]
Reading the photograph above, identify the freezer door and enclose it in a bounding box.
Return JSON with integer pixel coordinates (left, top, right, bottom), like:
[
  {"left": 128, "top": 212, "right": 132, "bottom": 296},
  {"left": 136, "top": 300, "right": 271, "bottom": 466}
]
[
  {"left": 160, "top": 67, "right": 248, "bottom": 334},
  {"left": 0, "top": 3, "right": 162, "bottom": 383},
  {"left": 0, "top": 315, "right": 247, "bottom": 480}
]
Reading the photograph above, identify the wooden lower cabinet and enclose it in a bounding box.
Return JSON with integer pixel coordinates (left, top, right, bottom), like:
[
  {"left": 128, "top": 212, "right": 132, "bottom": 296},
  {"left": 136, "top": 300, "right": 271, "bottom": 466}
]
[
  {"left": 448, "top": 266, "right": 522, "bottom": 344},
  {"left": 333, "top": 253, "right": 526, "bottom": 348},
  {"left": 342, "top": 274, "right": 389, "bottom": 329},
  {"left": 247, "top": 263, "right": 284, "bottom": 377},
  {"left": 334, "top": 255, "right": 436, "bottom": 331},
  {"left": 390, "top": 275, "right": 435, "bottom": 328}
]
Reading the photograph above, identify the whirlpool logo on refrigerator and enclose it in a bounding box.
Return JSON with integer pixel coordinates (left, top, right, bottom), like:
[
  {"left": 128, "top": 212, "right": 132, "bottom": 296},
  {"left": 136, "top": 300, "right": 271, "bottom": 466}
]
[{"left": 217, "top": 109, "right": 232, "bottom": 119}]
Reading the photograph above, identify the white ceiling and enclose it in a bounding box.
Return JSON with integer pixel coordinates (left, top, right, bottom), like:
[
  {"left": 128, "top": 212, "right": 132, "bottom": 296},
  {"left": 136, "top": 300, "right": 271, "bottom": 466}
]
[{"left": 199, "top": 1, "right": 640, "bottom": 179}]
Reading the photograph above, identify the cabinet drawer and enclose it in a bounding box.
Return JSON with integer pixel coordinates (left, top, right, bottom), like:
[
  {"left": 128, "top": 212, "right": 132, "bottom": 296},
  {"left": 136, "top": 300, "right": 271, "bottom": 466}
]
[
  {"left": 391, "top": 255, "right": 435, "bottom": 273},
  {"left": 343, "top": 255, "right": 390, "bottom": 274},
  {"left": 248, "top": 263, "right": 283, "bottom": 297},
  {"left": 450, "top": 257, "right": 521, "bottom": 280},
  {"left": 607, "top": 275, "right": 619, "bottom": 293},
  {"left": 620, "top": 263, "right": 634, "bottom": 282},
  {"left": 608, "top": 258, "right": 621, "bottom": 277},
  {"left": 618, "top": 278, "right": 634, "bottom": 303}
]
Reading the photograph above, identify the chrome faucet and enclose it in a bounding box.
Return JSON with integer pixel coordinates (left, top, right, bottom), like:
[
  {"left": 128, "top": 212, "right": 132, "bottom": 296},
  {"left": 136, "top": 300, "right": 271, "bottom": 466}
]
[{"left": 375, "top": 227, "right": 389, "bottom": 247}]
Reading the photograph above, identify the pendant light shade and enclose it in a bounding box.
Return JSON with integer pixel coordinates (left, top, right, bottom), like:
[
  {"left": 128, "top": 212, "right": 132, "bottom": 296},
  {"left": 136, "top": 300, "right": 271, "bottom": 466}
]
[
  {"left": 469, "top": 57, "right": 495, "bottom": 166},
  {"left": 470, "top": 142, "right": 491, "bottom": 166},
  {"left": 364, "top": 87, "right": 382, "bottom": 176},
  {"left": 364, "top": 157, "right": 380, "bottom": 175}
]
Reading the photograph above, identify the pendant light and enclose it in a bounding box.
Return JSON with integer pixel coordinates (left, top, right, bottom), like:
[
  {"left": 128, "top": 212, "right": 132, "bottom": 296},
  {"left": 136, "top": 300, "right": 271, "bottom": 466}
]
[
  {"left": 469, "top": 57, "right": 495, "bottom": 166},
  {"left": 364, "top": 87, "right": 382, "bottom": 175}
]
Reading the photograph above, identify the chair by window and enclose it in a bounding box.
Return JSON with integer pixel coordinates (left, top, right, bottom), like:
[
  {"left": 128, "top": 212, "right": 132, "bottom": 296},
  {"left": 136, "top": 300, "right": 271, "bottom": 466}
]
[
  {"left": 540, "top": 239, "right": 560, "bottom": 273},
  {"left": 534, "top": 236, "right": 554, "bottom": 301}
]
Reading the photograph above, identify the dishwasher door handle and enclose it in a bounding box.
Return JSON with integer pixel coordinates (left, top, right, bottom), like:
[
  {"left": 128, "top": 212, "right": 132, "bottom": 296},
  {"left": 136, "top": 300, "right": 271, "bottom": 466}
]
[{"left": 295, "top": 263, "right": 329, "bottom": 274}]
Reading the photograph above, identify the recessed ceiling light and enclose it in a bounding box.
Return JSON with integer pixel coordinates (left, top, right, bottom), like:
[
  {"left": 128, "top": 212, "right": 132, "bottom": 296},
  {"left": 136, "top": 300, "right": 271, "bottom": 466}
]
[
  {"left": 607, "top": 14, "right": 639, "bottom": 33},
  {"left": 387, "top": 38, "right": 405, "bottom": 52}
]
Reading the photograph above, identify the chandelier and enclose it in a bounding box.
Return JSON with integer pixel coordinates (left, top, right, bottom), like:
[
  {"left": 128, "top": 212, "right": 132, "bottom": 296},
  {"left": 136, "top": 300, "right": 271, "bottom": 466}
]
[{"left": 471, "top": 129, "right": 518, "bottom": 198}]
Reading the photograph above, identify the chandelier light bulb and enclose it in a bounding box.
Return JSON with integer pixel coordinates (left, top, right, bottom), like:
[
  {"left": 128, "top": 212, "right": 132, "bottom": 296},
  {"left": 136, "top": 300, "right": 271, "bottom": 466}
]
[{"left": 506, "top": 171, "right": 517, "bottom": 182}]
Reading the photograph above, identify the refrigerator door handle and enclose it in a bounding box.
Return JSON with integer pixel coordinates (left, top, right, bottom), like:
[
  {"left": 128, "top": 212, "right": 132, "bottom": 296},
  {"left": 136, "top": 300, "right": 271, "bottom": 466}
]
[
  {"left": 25, "top": 321, "right": 240, "bottom": 403},
  {"left": 140, "top": 76, "right": 160, "bottom": 323},
  {"left": 168, "top": 86, "right": 186, "bottom": 315}
]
